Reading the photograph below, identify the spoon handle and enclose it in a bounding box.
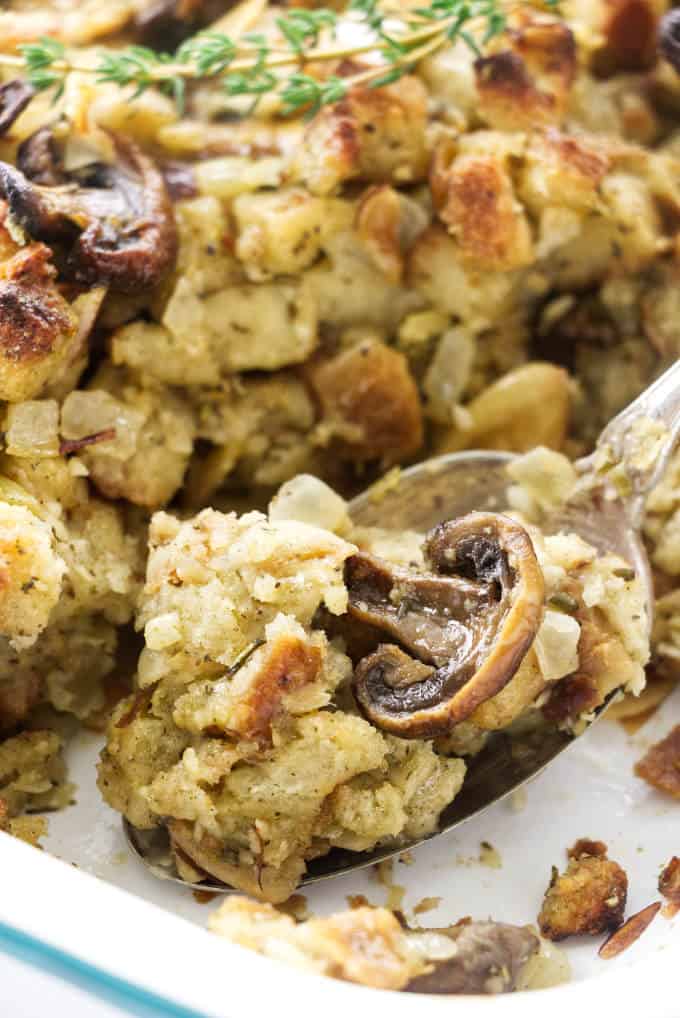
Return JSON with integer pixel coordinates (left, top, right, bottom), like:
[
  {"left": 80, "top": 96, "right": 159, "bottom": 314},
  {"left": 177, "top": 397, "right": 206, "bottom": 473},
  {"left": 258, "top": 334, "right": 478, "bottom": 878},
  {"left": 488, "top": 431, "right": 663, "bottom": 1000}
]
[{"left": 580, "top": 360, "right": 680, "bottom": 528}]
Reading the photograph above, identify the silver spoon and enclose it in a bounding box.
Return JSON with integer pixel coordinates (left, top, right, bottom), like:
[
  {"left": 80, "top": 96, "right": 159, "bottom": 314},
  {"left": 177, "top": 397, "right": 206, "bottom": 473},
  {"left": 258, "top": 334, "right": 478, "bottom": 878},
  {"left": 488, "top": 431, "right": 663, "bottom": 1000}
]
[{"left": 125, "top": 360, "right": 680, "bottom": 891}]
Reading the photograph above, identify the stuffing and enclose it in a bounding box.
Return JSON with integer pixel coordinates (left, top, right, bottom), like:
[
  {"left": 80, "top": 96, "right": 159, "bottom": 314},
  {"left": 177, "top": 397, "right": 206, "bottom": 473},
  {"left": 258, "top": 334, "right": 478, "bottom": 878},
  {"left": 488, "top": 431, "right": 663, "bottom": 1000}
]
[
  {"left": 210, "top": 898, "right": 560, "bottom": 994},
  {"left": 538, "top": 842, "right": 628, "bottom": 940},
  {"left": 0, "top": 219, "right": 78, "bottom": 404},
  {"left": 209, "top": 898, "right": 426, "bottom": 990},
  {"left": 0, "top": 0, "right": 135, "bottom": 48},
  {"left": 0, "top": 729, "right": 71, "bottom": 816},
  {"left": 99, "top": 504, "right": 465, "bottom": 901},
  {"left": 305, "top": 338, "right": 424, "bottom": 466},
  {"left": 189, "top": 374, "right": 317, "bottom": 501},
  {"left": 289, "top": 76, "right": 429, "bottom": 195},
  {"left": 0, "top": 501, "right": 64, "bottom": 650},
  {"left": 0, "top": 0, "right": 677, "bottom": 863},
  {"left": 506, "top": 447, "right": 649, "bottom": 724},
  {"left": 0, "top": 453, "right": 142, "bottom": 723},
  {"left": 232, "top": 188, "right": 334, "bottom": 278},
  {"left": 431, "top": 140, "right": 534, "bottom": 271},
  {"left": 62, "top": 365, "right": 196, "bottom": 509},
  {"left": 99, "top": 457, "right": 650, "bottom": 900}
]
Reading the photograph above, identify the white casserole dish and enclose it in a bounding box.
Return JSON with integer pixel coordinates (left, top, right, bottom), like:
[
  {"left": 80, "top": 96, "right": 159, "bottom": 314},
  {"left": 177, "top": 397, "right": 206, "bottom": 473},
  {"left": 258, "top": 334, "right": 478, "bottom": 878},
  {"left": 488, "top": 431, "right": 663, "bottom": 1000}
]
[{"left": 0, "top": 686, "right": 677, "bottom": 1017}]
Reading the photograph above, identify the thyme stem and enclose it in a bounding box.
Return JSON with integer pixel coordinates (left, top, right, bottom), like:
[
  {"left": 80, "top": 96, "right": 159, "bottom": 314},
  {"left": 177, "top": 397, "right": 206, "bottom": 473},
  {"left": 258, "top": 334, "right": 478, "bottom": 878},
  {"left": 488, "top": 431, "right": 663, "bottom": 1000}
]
[{"left": 0, "top": 0, "right": 561, "bottom": 116}]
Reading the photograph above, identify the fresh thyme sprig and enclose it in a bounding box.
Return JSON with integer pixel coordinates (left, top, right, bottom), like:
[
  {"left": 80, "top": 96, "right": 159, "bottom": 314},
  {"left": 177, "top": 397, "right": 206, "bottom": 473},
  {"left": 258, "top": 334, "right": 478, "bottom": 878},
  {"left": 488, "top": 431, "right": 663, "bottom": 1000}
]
[{"left": 0, "top": 0, "right": 560, "bottom": 117}]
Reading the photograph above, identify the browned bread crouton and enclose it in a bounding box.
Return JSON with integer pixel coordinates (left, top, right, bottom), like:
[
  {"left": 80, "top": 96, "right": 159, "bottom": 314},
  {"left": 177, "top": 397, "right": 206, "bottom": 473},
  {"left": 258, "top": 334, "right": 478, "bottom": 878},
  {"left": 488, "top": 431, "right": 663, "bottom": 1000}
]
[{"left": 538, "top": 843, "right": 628, "bottom": 941}]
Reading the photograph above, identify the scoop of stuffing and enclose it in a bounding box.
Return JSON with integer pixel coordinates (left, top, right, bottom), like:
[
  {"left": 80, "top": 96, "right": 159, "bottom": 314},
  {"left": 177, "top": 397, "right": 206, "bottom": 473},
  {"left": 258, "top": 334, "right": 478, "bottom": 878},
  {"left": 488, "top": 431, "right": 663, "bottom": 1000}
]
[{"left": 99, "top": 505, "right": 465, "bottom": 901}]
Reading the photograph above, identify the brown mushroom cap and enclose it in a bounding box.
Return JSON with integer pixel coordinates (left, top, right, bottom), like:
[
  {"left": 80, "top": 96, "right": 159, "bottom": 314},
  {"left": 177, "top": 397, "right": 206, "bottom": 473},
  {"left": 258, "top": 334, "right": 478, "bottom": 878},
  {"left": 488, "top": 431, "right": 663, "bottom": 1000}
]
[
  {"left": 0, "top": 136, "right": 177, "bottom": 293},
  {"left": 347, "top": 512, "right": 545, "bottom": 738},
  {"left": 406, "top": 920, "right": 540, "bottom": 994},
  {"left": 136, "top": 0, "right": 233, "bottom": 51}
]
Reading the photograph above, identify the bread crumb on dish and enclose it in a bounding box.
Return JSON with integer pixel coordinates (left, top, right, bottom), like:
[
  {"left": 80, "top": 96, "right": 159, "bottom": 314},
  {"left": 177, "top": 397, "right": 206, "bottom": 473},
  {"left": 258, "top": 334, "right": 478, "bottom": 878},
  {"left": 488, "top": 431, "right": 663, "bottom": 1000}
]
[
  {"left": 538, "top": 841, "right": 628, "bottom": 941},
  {"left": 634, "top": 723, "right": 680, "bottom": 799}
]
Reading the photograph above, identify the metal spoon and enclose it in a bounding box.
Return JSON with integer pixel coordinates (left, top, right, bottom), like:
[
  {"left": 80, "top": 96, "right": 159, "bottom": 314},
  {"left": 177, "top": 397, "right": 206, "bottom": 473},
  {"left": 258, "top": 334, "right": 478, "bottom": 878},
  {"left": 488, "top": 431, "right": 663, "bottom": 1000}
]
[{"left": 124, "top": 360, "right": 680, "bottom": 891}]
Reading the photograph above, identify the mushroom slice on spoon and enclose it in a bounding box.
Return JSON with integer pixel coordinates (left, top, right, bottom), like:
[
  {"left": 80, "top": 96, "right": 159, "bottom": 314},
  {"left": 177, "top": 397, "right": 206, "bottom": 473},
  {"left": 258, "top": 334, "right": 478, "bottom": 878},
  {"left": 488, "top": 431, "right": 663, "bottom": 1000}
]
[
  {"left": 347, "top": 512, "right": 545, "bottom": 738},
  {"left": 0, "top": 136, "right": 177, "bottom": 293}
]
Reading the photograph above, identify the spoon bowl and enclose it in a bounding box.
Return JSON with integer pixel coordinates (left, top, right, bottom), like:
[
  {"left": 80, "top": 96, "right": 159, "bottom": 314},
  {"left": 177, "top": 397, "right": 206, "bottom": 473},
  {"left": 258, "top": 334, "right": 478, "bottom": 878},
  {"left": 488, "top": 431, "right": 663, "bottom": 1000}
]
[{"left": 124, "top": 363, "right": 680, "bottom": 892}]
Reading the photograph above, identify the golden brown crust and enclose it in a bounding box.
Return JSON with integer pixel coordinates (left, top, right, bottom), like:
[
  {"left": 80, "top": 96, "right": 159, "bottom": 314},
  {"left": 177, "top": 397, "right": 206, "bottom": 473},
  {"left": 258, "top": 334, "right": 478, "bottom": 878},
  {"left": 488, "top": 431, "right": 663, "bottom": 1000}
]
[
  {"left": 475, "top": 20, "right": 576, "bottom": 130},
  {"left": 0, "top": 244, "right": 72, "bottom": 361},
  {"left": 538, "top": 851, "right": 628, "bottom": 941},
  {"left": 305, "top": 339, "right": 424, "bottom": 465},
  {"left": 227, "top": 633, "right": 323, "bottom": 745},
  {"left": 541, "top": 130, "right": 612, "bottom": 188},
  {"left": 432, "top": 148, "right": 533, "bottom": 270},
  {"left": 0, "top": 223, "right": 77, "bottom": 402},
  {"left": 569, "top": 838, "right": 608, "bottom": 860},
  {"left": 634, "top": 723, "right": 680, "bottom": 799},
  {"left": 292, "top": 75, "right": 428, "bottom": 194}
]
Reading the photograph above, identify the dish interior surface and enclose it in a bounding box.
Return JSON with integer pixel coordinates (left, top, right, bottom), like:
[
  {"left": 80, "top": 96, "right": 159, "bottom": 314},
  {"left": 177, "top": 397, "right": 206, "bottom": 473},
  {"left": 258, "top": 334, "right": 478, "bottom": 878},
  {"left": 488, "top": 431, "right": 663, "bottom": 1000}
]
[{"left": 42, "top": 686, "right": 680, "bottom": 987}]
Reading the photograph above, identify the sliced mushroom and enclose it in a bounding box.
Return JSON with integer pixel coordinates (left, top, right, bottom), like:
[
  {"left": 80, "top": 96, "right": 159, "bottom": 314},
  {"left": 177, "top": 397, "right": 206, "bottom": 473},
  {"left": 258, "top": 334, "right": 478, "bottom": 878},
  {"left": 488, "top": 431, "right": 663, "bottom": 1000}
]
[
  {"left": 347, "top": 512, "right": 544, "bottom": 738},
  {"left": 406, "top": 921, "right": 540, "bottom": 994},
  {"left": 659, "top": 9, "right": 680, "bottom": 73},
  {"left": 17, "top": 127, "right": 67, "bottom": 186},
  {"left": 0, "top": 136, "right": 177, "bottom": 293},
  {"left": 135, "top": 0, "right": 233, "bottom": 50},
  {"left": 0, "top": 80, "right": 35, "bottom": 136}
]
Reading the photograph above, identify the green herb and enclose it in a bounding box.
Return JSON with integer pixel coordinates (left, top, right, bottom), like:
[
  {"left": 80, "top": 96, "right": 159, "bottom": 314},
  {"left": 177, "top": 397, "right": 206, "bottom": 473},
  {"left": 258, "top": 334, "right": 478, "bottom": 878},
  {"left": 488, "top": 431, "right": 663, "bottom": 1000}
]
[{"left": 3, "top": 0, "right": 561, "bottom": 117}]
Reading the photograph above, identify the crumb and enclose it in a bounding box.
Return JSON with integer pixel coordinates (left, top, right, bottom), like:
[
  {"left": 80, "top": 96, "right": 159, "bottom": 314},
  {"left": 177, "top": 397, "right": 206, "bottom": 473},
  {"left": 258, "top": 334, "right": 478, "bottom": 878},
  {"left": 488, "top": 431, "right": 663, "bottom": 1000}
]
[
  {"left": 413, "top": 896, "right": 442, "bottom": 916},
  {"left": 347, "top": 894, "right": 371, "bottom": 910},
  {"left": 398, "top": 851, "right": 415, "bottom": 866},
  {"left": 538, "top": 844, "right": 628, "bottom": 941},
  {"left": 598, "top": 902, "right": 661, "bottom": 959},
  {"left": 279, "top": 894, "right": 310, "bottom": 921},
  {"left": 479, "top": 841, "right": 502, "bottom": 869},
  {"left": 192, "top": 890, "right": 219, "bottom": 905},
  {"left": 634, "top": 724, "right": 680, "bottom": 799},
  {"left": 659, "top": 856, "right": 680, "bottom": 918}
]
